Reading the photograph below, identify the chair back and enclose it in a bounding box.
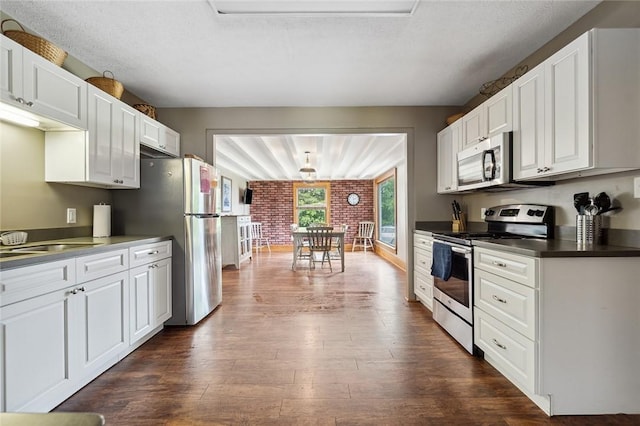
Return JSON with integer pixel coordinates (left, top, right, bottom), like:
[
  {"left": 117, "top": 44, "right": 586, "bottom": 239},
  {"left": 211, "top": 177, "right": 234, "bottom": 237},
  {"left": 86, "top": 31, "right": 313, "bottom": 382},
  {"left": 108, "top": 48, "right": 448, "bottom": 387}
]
[
  {"left": 357, "top": 222, "right": 375, "bottom": 238},
  {"left": 250, "top": 222, "right": 263, "bottom": 239},
  {"left": 306, "top": 227, "right": 333, "bottom": 251}
]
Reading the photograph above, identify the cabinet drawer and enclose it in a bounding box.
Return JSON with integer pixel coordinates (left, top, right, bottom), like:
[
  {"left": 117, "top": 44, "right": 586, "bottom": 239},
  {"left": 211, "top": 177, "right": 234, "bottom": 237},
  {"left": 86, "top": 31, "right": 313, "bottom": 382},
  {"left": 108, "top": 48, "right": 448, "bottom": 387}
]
[
  {"left": 475, "top": 309, "right": 535, "bottom": 394},
  {"left": 413, "top": 233, "right": 433, "bottom": 251},
  {"left": 237, "top": 215, "right": 251, "bottom": 224},
  {"left": 76, "top": 249, "right": 128, "bottom": 283},
  {"left": 0, "top": 259, "right": 76, "bottom": 307},
  {"left": 129, "top": 241, "right": 172, "bottom": 268},
  {"left": 414, "top": 270, "right": 433, "bottom": 309},
  {"left": 414, "top": 247, "right": 432, "bottom": 276},
  {"left": 474, "top": 247, "right": 537, "bottom": 288},
  {"left": 474, "top": 269, "right": 536, "bottom": 340}
]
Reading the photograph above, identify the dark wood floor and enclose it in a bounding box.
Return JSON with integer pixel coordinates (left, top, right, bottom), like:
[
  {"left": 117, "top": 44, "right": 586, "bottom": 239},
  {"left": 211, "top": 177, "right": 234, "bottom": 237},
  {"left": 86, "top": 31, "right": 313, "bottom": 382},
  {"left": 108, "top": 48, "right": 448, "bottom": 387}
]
[{"left": 56, "top": 251, "right": 639, "bottom": 425}]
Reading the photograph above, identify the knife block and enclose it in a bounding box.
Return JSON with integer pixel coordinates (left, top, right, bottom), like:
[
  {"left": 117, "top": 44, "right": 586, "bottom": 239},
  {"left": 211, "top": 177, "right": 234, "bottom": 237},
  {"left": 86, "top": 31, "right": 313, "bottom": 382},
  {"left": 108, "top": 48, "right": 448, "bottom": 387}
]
[{"left": 452, "top": 213, "right": 466, "bottom": 232}]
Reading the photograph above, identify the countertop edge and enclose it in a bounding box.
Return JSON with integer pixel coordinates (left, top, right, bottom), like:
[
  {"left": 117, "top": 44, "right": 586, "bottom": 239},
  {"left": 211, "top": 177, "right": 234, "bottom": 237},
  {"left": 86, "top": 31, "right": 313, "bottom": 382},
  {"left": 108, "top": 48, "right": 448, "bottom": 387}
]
[{"left": 0, "top": 236, "right": 172, "bottom": 270}]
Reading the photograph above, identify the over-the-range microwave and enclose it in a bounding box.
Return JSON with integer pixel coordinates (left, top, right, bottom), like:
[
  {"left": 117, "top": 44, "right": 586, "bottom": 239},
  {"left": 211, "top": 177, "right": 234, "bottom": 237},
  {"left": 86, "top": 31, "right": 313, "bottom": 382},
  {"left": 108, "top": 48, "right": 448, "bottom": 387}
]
[{"left": 456, "top": 132, "right": 552, "bottom": 192}]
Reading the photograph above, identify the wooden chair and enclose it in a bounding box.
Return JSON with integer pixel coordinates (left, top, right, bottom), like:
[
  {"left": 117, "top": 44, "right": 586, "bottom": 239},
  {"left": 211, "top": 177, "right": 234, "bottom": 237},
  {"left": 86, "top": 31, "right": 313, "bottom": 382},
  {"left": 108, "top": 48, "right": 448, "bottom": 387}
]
[
  {"left": 352, "top": 221, "right": 374, "bottom": 252},
  {"left": 250, "top": 222, "right": 271, "bottom": 252},
  {"left": 330, "top": 224, "right": 348, "bottom": 259},
  {"left": 306, "top": 226, "right": 334, "bottom": 271}
]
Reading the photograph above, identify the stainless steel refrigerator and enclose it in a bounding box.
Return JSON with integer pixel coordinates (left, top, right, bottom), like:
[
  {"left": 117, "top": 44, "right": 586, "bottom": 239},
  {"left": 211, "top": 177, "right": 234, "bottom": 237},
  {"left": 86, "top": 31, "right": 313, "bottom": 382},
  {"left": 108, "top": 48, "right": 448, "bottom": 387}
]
[{"left": 113, "top": 157, "right": 222, "bottom": 325}]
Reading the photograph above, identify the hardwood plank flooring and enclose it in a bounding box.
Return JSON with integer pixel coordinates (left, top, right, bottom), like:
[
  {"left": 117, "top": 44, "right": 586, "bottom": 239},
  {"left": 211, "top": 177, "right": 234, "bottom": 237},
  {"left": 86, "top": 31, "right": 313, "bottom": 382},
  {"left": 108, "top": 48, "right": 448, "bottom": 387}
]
[{"left": 55, "top": 251, "right": 639, "bottom": 425}]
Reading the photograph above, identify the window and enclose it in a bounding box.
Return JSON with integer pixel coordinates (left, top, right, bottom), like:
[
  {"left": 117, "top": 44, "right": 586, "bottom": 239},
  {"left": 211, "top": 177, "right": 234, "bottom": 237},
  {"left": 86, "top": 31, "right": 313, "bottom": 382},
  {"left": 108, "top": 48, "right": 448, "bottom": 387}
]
[
  {"left": 293, "top": 182, "right": 331, "bottom": 227},
  {"left": 375, "top": 169, "right": 396, "bottom": 250}
]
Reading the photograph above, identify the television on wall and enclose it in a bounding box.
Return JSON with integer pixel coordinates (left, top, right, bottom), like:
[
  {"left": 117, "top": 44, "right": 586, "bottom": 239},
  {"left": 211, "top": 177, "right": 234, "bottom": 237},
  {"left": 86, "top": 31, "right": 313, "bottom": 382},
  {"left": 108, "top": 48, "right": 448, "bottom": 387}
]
[{"left": 243, "top": 188, "right": 253, "bottom": 204}]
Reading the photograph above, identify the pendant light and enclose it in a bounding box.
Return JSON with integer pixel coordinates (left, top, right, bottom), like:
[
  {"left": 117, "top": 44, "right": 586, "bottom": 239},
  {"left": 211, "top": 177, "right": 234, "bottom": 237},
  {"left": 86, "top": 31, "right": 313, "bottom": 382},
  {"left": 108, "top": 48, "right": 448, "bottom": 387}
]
[{"left": 299, "top": 151, "right": 317, "bottom": 181}]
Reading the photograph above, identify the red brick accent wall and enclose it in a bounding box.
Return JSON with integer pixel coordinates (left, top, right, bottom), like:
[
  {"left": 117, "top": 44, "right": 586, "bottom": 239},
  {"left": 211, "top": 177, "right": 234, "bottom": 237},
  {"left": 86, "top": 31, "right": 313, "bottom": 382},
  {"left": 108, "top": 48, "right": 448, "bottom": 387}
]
[{"left": 248, "top": 180, "right": 374, "bottom": 245}]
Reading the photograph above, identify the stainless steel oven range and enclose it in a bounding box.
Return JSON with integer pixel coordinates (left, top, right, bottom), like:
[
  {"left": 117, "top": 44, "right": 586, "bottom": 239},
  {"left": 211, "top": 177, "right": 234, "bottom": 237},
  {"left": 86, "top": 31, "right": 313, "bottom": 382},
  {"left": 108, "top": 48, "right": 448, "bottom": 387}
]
[{"left": 430, "top": 203, "right": 555, "bottom": 354}]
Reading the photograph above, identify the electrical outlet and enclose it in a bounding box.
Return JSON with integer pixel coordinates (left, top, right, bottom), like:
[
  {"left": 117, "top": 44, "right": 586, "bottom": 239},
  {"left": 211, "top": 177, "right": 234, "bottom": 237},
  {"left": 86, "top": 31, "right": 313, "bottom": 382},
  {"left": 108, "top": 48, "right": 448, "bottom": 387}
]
[
  {"left": 480, "top": 207, "right": 487, "bottom": 217},
  {"left": 634, "top": 176, "right": 640, "bottom": 199},
  {"left": 67, "top": 208, "right": 77, "bottom": 224}
]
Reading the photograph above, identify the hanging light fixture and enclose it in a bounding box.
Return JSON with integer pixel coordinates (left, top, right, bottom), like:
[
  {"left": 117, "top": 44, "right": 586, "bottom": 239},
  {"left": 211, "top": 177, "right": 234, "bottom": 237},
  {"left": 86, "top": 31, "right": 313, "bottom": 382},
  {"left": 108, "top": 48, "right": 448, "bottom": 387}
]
[{"left": 299, "top": 151, "right": 317, "bottom": 181}]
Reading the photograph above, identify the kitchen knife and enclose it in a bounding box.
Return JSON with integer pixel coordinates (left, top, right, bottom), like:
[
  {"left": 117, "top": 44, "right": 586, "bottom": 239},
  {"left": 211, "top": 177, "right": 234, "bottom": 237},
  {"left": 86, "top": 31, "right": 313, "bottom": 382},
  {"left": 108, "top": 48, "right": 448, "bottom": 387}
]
[
  {"left": 454, "top": 200, "right": 462, "bottom": 218},
  {"left": 451, "top": 202, "right": 459, "bottom": 220}
]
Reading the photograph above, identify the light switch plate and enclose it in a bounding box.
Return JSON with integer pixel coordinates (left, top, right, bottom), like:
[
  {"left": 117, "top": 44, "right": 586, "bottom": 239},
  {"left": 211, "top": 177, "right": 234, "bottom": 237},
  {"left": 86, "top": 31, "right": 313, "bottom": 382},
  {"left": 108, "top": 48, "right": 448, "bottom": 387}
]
[
  {"left": 634, "top": 177, "right": 640, "bottom": 199},
  {"left": 67, "top": 208, "right": 77, "bottom": 224}
]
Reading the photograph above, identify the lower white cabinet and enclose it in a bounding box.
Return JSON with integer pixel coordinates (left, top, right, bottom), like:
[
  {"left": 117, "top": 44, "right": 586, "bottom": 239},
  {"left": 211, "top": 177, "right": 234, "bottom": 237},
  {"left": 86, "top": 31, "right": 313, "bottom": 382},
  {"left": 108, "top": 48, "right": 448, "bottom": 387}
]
[
  {"left": 129, "top": 257, "right": 172, "bottom": 345},
  {"left": 75, "top": 271, "right": 129, "bottom": 380},
  {"left": 413, "top": 231, "right": 433, "bottom": 310},
  {"left": 0, "top": 239, "right": 172, "bottom": 413},
  {"left": 474, "top": 246, "right": 640, "bottom": 415},
  {"left": 0, "top": 285, "right": 77, "bottom": 412},
  {"left": 221, "top": 215, "right": 252, "bottom": 269}
]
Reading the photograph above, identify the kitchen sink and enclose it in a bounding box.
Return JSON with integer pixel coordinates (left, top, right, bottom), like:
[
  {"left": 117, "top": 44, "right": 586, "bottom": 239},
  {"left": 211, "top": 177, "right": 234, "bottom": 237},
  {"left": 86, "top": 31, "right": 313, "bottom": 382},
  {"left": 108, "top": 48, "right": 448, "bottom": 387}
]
[{"left": 9, "top": 242, "right": 104, "bottom": 253}]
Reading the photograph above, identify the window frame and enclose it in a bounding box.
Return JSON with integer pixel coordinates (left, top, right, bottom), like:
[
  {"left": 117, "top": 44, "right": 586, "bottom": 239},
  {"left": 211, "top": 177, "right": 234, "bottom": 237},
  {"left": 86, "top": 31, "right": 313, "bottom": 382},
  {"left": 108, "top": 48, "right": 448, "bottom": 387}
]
[
  {"left": 293, "top": 181, "right": 331, "bottom": 226},
  {"left": 374, "top": 168, "right": 397, "bottom": 253}
]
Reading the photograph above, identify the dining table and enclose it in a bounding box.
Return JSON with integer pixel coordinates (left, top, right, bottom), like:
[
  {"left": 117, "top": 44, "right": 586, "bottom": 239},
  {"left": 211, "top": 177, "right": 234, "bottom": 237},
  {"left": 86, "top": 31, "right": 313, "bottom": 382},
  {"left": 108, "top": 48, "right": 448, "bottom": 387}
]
[{"left": 291, "top": 227, "right": 345, "bottom": 272}]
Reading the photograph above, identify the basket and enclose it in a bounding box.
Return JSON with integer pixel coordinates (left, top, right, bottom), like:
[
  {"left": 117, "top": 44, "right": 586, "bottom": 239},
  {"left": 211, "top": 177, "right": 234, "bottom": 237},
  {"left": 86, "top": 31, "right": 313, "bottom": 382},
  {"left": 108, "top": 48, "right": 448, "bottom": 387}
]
[
  {"left": 86, "top": 71, "right": 124, "bottom": 99},
  {"left": 133, "top": 103, "right": 156, "bottom": 119},
  {"left": 1, "top": 19, "right": 67, "bottom": 66},
  {"left": 0, "top": 231, "right": 28, "bottom": 246},
  {"left": 446, "top": 112, "right": 465, "bottom": 126}
]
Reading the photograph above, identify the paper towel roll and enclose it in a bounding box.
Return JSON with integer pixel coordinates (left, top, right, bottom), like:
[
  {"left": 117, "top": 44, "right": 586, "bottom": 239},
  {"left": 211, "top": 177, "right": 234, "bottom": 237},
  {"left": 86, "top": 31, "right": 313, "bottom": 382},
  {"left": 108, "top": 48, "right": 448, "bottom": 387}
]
[{"left": 93, "top": 204, "right": 111, "bottom": 237}]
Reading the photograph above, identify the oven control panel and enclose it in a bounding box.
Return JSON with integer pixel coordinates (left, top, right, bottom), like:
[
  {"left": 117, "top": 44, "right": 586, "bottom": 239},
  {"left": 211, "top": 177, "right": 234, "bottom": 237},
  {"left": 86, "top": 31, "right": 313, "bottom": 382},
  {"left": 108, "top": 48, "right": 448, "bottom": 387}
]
[{"left": 484, "top": 204, "right": 553, "bottom": 224}]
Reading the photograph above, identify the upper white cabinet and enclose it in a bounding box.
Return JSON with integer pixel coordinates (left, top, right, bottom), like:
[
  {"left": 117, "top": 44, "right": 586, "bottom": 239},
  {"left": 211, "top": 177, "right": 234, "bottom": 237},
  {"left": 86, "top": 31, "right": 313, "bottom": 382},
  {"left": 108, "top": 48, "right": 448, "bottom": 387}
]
[
  {"left": 514, "top": 28, "right": 640, "bottom": 180},
  {"left": 436, "top": 120, "right": 460, "bottom": 193},
  {"left": 44, "top": 86, "right": 140, "bottom": 188},
  {"left": 139, "top": 114, "right": 180, "bottom": 157},
  {"left": 0, "top": 35, "right": 87, "bottom": 130},
  {"left": 86, "top": 86, "right": 140, "bottom": 187},
  {"left": 461, "top": 85, "right": 512, "bottom": 150}
]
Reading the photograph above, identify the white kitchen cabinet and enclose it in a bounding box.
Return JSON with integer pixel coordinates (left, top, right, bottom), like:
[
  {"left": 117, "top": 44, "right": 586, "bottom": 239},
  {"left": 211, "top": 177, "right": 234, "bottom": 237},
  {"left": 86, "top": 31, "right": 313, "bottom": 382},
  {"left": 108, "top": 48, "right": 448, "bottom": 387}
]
[
  {"left": 514, "top": 28, "right": 640, "bottom": 180},
  {"left": 221, "top": 215, "right": 252, "bottom": 269},
  {"left": 0, "top": 239, "right": 171, "bottom": 413},
  {"left": 436, "top": 121, "right": 460, "bottom": 193},
  {"left": 128, "top": 241, "right": 172, "bottom": 344},
  {"left": 461, "top": 85, "right": 512, "bottom": 150},
  {"left": 139, "top": 113, "right": 180, "bottom": 157},
  {"left": 0, "top": 35, "right": 87, "bottom": 130},
  {"left": 74, "top": 271, "right": 129, "bottom": 380},
  {"left": 474, "top": 245, "right": 640, "bottom": 415},
  {"left": 413, "top": 232, "right": 433, "bottom": 310},
  {"left": 0, "top": 284, "right": 77, "bottom": 412},
  {"left": 44, "top": 86, "right": 140, "bottom": 188}
]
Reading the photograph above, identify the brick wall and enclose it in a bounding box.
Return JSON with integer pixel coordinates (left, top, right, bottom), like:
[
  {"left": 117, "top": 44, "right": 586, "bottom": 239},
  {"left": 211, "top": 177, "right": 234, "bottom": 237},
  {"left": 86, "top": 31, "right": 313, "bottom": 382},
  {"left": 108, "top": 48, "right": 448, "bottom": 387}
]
[{"left": 248, "top": 180, "right": 374, "bottom": 245}]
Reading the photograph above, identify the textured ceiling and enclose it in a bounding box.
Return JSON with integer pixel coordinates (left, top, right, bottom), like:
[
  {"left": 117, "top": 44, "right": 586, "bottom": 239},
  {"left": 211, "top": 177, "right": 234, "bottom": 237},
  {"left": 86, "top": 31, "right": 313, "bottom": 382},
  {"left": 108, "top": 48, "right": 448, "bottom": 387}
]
[{"left": 0, "top": 0, "right": 600, "bottom": 180}]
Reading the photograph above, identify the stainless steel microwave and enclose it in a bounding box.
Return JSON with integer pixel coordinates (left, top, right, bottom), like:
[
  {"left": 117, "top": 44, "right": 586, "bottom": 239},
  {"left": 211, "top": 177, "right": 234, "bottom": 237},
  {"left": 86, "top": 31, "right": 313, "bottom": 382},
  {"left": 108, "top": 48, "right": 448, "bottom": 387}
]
[{"left": 456, "top": 132, "right": 551, "bottom": 191}]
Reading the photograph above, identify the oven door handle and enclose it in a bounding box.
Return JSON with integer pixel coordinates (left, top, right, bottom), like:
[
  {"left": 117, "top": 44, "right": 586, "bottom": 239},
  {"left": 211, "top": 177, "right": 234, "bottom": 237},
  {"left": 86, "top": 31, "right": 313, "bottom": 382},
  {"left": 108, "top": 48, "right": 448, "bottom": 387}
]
[{"left": 450, "top": 246, "right": 472, "bottom": 255}]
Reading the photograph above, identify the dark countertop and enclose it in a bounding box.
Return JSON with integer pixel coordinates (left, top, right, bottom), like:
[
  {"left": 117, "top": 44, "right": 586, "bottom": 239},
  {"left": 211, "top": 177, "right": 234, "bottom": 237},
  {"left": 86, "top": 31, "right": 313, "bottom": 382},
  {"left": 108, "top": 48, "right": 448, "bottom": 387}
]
[
  {"left": 0, "top": 235, "right": 172, "bottom": 270},
  {"left": 414, "top": 224, "right": 640, "bottom": 258},
  {"left": 472, "top": 238, "right": 640, "bottom": 258}
]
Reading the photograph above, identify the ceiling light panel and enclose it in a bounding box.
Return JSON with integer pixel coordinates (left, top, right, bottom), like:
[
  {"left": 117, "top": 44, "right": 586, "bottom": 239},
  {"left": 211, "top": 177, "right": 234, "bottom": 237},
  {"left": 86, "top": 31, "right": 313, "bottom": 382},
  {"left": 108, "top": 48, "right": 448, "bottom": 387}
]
[{"left": 211, "top": 0, "right": 419, "bottom": 17}]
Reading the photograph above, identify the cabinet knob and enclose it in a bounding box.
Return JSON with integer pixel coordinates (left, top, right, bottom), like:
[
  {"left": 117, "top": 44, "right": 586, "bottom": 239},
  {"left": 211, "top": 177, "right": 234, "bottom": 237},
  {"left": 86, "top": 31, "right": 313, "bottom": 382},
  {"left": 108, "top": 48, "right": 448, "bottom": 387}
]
[
  {"left": 492, "top": 261, "right": 507, "bottom": 268},
  {"left": 15, "top": 97, "right": 34, "bottom": 107}
]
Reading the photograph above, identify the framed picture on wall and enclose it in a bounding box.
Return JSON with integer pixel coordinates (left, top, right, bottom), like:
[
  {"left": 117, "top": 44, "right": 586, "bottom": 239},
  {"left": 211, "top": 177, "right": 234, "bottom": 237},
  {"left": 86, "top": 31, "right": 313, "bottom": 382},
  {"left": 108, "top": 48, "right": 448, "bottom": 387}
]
[{"left": 221, "top": 176, "right": 232, "bottom": 212}]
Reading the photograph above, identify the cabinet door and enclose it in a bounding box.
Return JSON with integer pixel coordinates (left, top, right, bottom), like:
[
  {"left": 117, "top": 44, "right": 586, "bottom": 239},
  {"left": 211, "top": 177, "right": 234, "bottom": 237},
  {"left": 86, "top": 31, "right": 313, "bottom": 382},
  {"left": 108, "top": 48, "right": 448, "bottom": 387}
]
[
  {"left": 129, "top": 265, "right": 153, "bottom": 344},
  {"left": 544, "top": 32, "right": 591, "bottom": 175},
  {"left": 0, "top": 35, "right": 23, "bottom": 104},
  {"left": 164, "top": 126, "right": 181, "bottom": 157},
  {"left": 0, "top": 287, "right": 76, "bottom": 412},
  {"left": 75, "top": 271, "right": 129, "bottom": 379},
  {"left": 152, "top": 258, "right": 172, "bottom": 326},
  {"left": 513, "top": 64, "right": 545, "bottom": 180},
  {"left": 87, "top": 86, "right": 117, "bottom": 185},
  {"left": 140, "top": 114, "right": 162, "bottom": 149},
  {"left": 22, "top": 48, "right": 87, "bottom": 129},
  {"left": 114, "top": 103, "right": 140, "bottom": 188},
  {"left": 485, "top": 85, "right": 513, "bottom": 136},
  {"left": 436, "top": 123, "right": 459, "bottom": 193},
  {"left": 461, "top": 104, "right": 485, "bottom": 149}
]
